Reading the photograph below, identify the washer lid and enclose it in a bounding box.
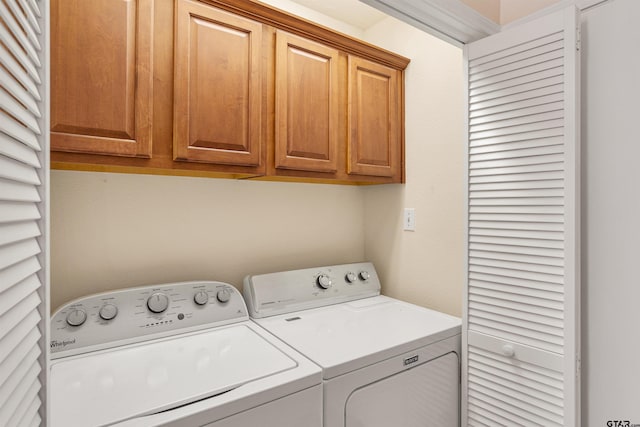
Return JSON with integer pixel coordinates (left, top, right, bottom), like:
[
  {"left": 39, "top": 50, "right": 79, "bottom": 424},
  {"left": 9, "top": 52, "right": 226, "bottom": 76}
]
[
  {"left": 253, "top": 296, "right": 461, "bottom": 379},
  {"left": 50, "top": 324, "right": 297, "bottom": 427}
]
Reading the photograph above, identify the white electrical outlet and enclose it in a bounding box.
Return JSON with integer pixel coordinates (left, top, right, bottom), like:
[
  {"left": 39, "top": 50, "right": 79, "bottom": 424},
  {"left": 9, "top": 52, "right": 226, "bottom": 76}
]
[{"left": 403, "top": 208, "right": 416, "bottom": 231}]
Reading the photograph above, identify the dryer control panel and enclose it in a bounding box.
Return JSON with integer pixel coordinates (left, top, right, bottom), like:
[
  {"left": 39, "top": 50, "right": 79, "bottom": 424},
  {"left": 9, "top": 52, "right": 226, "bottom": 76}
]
[
  {"left": 243, "top": 262, "right": 381, "bottom": 318},
  {"left": 51, "top": 281, "right": 247, "bottom": 358}
]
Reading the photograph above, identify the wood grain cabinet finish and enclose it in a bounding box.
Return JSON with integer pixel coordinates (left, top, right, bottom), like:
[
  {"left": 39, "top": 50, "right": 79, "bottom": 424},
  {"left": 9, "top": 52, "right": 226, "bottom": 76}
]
[
  {"left": 50, "top": 0, "right": 408, "bottom": 183},
  {"left": 275, "top": 31, "right": 339, "bottom": 173},
  {"left": 173, "top": 0, "right": 263, "bottom": 167},
  {"left": 51, "top": 0, "right": 153, "bottom": 157},
  {"left": 348, "top": 56, "right": 401, "bottom": 180}
]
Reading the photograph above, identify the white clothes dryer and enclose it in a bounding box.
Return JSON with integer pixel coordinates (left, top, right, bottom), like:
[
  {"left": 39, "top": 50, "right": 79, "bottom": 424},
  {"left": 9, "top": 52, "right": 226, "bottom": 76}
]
[
  {"left": 243, "top": 262, "right": 462, "bottom": 427},
  {"left": 50, "top": 281, "right": 322, "bottom": 427}
]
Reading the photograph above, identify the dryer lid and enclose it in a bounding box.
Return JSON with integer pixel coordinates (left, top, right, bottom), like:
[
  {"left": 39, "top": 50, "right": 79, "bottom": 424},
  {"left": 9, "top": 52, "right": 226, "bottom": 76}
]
[
  {"left": 253, "top": 296, "right": 461, "bottom": 379},
  {"left": 50, "top": 324, "right": 297, "bottom": 427}
]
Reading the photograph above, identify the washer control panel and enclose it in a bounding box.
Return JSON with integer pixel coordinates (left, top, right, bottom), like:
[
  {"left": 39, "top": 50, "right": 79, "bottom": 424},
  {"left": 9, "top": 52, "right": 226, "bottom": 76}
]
[
  {"left": 243, "top": 262, "right": 381, "bottom": 318},
  {"left": 51, "top": 281, "right": 246, "bottom": 358}
]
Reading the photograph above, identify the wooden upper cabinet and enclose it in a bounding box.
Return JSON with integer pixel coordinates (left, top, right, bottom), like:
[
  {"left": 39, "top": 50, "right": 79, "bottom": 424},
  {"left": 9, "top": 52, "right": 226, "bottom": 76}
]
[
  {"left": 51, "top": 0, "right": 153, "bottom": 157},
  {"left": 275, "top": 31, "right": 339, "bottom": 173},
  {"left": 50, "top": 0, "right": 408, "bottom": 183},
  {"left": 348, "top": 56, "right": 402, "bottom": 180},
  {"left": 173, "top": 0, "right": 263, "bottom": 167}
]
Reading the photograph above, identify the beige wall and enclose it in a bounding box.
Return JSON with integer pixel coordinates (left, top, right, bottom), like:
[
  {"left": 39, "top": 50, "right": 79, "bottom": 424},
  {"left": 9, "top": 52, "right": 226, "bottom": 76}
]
[
  {"left": 500, "top": 0, "right": 561, "bottom": 24},
  {"left": 462, "top": 0, "right": 562, "bottom": 24},
  {"left": 50, "top": 172, "right": 365, "bottom": 311},
  {"left": 50, "top": 1, "right": 466, "bottom": 317},
  {"left": 461, "top": 0, "right": 501, "bottom": 23},
  {"left": 361, "top": 18, "right": 465, "bottom": 317}
]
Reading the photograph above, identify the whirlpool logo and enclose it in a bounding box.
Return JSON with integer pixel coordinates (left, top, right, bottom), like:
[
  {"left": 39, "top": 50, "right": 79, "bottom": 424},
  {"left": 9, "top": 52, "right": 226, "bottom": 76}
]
[{"left": 50, "top": 338, "right": 76, "bottom": 350}]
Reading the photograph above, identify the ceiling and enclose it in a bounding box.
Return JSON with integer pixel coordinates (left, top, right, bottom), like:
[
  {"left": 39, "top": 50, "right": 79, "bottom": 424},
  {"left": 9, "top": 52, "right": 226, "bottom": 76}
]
[{"left": 287, "top": 0, "right": 388, "bottom": 30}]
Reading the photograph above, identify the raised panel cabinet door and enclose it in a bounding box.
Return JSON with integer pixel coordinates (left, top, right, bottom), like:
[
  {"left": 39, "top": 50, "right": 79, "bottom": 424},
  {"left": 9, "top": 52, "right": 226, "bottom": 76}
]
[
  {"left": 51, "top": 0, "right": 153, "bottom": 157},
  {"left": 348, "top": 57, "right": 401, "bottom": 179},
  {"left": 174, "top": 0, "right": 262, "bottom": 167},
  {"left": 275, "top": 31, "right": 339, "bottom": 173}
]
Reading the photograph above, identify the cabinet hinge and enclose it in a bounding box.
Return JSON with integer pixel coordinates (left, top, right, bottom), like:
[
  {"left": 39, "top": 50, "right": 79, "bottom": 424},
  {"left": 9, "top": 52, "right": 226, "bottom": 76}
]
[{"left": 576, "top": 26, "right": 581, "bottom": 51}]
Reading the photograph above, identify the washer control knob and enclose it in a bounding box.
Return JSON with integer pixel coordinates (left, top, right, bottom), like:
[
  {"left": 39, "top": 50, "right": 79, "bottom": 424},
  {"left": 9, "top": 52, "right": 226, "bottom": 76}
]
[
  {"left": 345, "top": 272, "right": 357, "bottom": 283},
  {"left": 99, "top": 304, "right": 118, "bottom": 320},
  {"left": 317, "top": 274, "right": 332, "bottom": 289},
  {"left": 359, "top": 271, "right": 370, "bottom": 281},
  {"left": 194, "top": 291, "right": 209, "bottom": 306},
  {"left": 216, "top": 288, "right": 231, "bottom": 303},
  {"left": 147, "top": 293, "right": 169, "bottom": 313},
  {"left": 66, "top": 308, "right": 87, "bottom": 327}
]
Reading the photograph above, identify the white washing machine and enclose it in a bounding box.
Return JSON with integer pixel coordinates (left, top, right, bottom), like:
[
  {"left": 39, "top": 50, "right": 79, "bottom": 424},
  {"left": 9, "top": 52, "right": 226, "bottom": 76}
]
[
  {"left": 50, "top": 281, "right": 322, "bottom": 427},
  {"left": 243, "top": 262, "right": 462, "bottom": 427}
]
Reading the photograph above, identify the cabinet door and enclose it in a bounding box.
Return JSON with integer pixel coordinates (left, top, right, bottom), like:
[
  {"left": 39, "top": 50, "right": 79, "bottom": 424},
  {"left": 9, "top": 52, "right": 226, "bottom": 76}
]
[
  {"left": 275, "top": 31, "right": 339, "bottom": 173},
  {"left": 348, "top": 57, "right": 401, "bottom": 179},
  {"left": 51, "top": 0, "right": 153, "bottom": 157},
  {"left": 174, "top": 0, "right": 263, "bottom": 167}
]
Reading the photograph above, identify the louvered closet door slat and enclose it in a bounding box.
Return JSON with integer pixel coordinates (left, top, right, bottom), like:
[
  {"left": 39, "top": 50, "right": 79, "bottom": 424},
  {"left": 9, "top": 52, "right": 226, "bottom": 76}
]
[
  {"left": 0, "top": 358, "right": 40, "bottom": 414},
  {"left": 0, "top": 45, "right": 41, "bottom": 99},
  {"left": 469, "top": 271, "right": 564, "bottom": 293},
  {"left": 0, "top": 335, "right": 40, "bottom": 389},
  {"left": 0, "top": 3, "right": 40, "bottom": 65},
  {"left": 470, "top": 197, "right": 564, "bottom": 207},
  {"left": 470, "top": 67, "right": 564, "bottom": 98},
  {"left": 0, "top": 157, "right": 41, "bottom": 184},
  {"left": 470, "top": 118, "right": 564, "bottom": 140},
  {"left": 0, "top": 179, "right": 41, "bottom": 202},
  {"left": 0, "top": 133, "right": 41, "bottom": 167},
  {"left": 0, "top": 25, "right": 39, "bottom": 81},
  {"left": 471, "top": 76, "right": 564, "bottom": 105},
  {"left": 470, "top": 278, "right": 563, "bottom": 303},
  {"left": 470, "top": 146, "right": 564, "bottom": 163},
  {"left": 1, "top": 68, "right": 41, "bottom": 117},
  {"left": 1, "top": 377, "right": 40, "bottom": 427},
  {"left": 470, "top": 110, "right": 564, "bottom": 133},
  {"left": 0, "top": 111, "right": 40, "bottom": 150},
  {"left": 470, "top": 53, "right": 564, "bottom": 86},
  {"left": 22, "top": 0, "right": 41, "bottom": 23},
  {"left": 0, "top": 222, "right": 41, "bottom": 247},
  {"left": 470, "top": 221, "right": 564, "bottom": 233},
  {"left": 0, "top": 90, "right": 41, "bottom": 133},
  {"left": 470, "top": 92, "right": 564, "bottom": 120},
  {"left": 0, "top": 0, "right": 47, "bottom": 425},
  {"left": 470, "top": 139, "right": 564, "bottom": 157},
  {"left": 470, "top": 84, "right": 563, "bottom": 113},
  {"left": 470, "top": 37, "right": 563, "bottom": 73},
  {"left": 0, "top": 258, "right": 41, "bottom": 294},
  {"left": 464, "top": 6, "right": 579, "bottom": 427},
  {"left": 470, "top": 249, "right": 565, "bottom": 266},
  {"left": 5, "top": 0, "right": 40, "bottom": 49},
  {"left": 470, "top": 167, "right": 564, "bottom": 183},
  {"left": 469, "top": 129, "right": 563, "bottom": 150}
]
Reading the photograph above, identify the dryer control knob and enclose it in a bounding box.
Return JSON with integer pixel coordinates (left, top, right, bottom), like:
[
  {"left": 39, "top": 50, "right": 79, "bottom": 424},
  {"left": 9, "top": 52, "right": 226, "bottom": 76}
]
[
  {"left": 359, "top": 271, "right": 370, "bottom": 281},
  {"left": 147, "top": 293, "right": 169, "bottom": 313},
  {"left": 345, "top": 272, "right": 357, "bottom": 283},
  {"left": 317, "top": 274, "right": 332, "bottom": 289},
  {"left": 194, "top": 291, "right": 209, "bottom": 306},
  {"left": 216, "top": 288, "right": 231, "bottom": 303},
  {"left": 66, "top": 308, "right": 87, "bottom": 327},
  {"left": 99, "top": 304, "right": 118, "bottom": 320}
]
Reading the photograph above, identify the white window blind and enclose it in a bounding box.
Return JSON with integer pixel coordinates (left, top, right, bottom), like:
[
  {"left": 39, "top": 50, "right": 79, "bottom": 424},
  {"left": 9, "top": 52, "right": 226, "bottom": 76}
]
[
  {"left": 0, "top": 0, "right": 48, "bottom": 425},
  {"left": 463, "top": 7, "right": 580, "bottom": 427}
]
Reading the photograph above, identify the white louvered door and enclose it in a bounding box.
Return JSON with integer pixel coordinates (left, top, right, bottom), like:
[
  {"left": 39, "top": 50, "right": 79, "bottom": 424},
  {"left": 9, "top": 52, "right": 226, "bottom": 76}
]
[
  {"left": 0, "top": 0, "right": 49, "bottom": 426},
  {"left": 463, "top": 7, "right": 580, "bottom": 427}
]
